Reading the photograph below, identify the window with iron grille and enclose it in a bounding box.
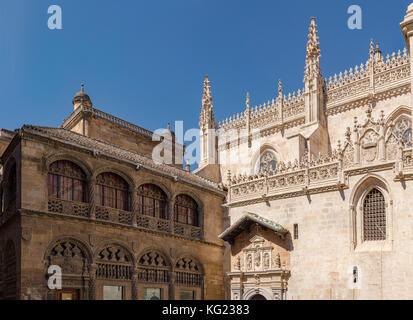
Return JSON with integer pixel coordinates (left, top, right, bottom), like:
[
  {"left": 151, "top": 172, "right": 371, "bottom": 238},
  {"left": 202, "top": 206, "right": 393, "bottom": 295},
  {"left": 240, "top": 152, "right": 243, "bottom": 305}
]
[
  {"left": 96, "top": 172, "right": 130, "bottom": 211},
  {"left": 137, "top": 184, "right": 168, "bottom": 220},
  {"left": 174, "top": 195, "right": 199, "bottom": 227},
  {"left": 363, "top": 188, "right": 386, "bottom": 242},
  {"left": 47, "top": 160, "right": 88, "bottom": 203}
]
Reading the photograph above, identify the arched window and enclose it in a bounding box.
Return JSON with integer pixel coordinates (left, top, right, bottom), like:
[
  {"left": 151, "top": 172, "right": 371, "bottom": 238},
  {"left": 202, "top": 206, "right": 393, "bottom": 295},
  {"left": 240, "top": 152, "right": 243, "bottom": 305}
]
[
  {"left": 48, "top": 160, "right": 88, "bottom": 203},
  {"left": 4, "top": 241, "right": 16, "bottom": 300},
  {"left": 175, "top": 257, "right": 203, "bottom": 287},
  {"left": 137, "top": 184, "right": 168, "bottom": 220},
  {"left": 137, "top": 251, "right": 170, "bottom": 284},
  {"left": 95, "top": 173, "right": 130, "bottom": 211},
  {"left": 363, "top": 188, "right": 386, "bottom": 241},
  {"left": 96, "top": 245, "right": 133, "bottom": 280},
  {"left": 393, "top": 118, "right": 412, "bottom": 148},
  {"left": 4, "top": 163, "right": 17, "bottom": 211},
  {"left": 257, "top": 151, "right": 277, "bottom": 173},
  {"left": 174, "top": 195, "right": 198, "bottom": 227}
]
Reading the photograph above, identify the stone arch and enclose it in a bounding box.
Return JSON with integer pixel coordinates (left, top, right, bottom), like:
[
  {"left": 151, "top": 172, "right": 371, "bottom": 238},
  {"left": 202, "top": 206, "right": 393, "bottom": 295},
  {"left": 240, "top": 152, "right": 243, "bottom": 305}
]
[
  {"left": 384, "top": 106, "right": 412, "bottom": 147},
  {"left": 136, "top": 248, "right": 172, "bottom": 284},
  {"left": 243, "top": 287, "right": 273, "bottom": 301},
  {"left": 94, "top": 241, "right": 135, "bottom": 266},
  {"left": 173, "top": 254, "right": 204, "bottom": 274},
  {"left": 43, "top": 236, "right": 93, "bottom": 265},
  {"left": 94, "top": 242, "right": 135, "bottom": 282},
  {"left": 2, "top": 158, "right": 17, "bottom": 213},
  {"left": 172, "top": 192, "right": 203, "bottom": 230},
  {"left": 173, "top": 254, "right": 204, "bottom": 298},
  {"left": 349, "top": 174, "right": 393, "bottom": 249},
  {"left": 137, "top": 247, "right": 172, "bottom": 267},
  {"left": 44, "top": 153, "right": 93, "bottom": 179},
  {"left": 136, "top": 179, "right": 172, "bottom": 201},
  {"left": 92, "top": 166, "right": 135, "bottom": 190},
  {"left": 3, "top": 240, "right": 17, "bottom": 300},
  {"left": 384, "top": 105, "right": 411, "bottom": 130}
]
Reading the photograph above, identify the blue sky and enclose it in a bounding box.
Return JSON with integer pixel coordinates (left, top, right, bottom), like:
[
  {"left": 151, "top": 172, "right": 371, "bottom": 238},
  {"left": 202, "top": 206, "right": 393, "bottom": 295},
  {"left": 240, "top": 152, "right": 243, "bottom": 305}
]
[{"left": 0, "top": 0, "right": 411, "bottom": 135}]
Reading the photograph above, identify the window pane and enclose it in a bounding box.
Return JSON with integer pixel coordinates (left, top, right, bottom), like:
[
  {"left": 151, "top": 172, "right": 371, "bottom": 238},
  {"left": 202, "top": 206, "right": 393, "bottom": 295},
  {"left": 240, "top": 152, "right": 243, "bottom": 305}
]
[
  {"left": 103, "top": 286, "right": 123, "bottom": 300},
  {"left": 144, "top": 288, "right": 161, "bottom": 300},
  {"left": 363, "top": 189, "right": 386, "bottom": 241},
  {"left": 180, "top": 290, "right": 194, "bottom": 300}
]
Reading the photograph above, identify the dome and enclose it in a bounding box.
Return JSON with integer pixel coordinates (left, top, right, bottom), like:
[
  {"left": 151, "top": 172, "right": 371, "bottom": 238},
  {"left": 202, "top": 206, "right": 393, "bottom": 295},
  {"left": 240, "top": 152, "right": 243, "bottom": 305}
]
[
  {"left": 72, "top": 84, "right": 92, "bottom": 108},
  {"left": 162, "top": 123, "right": 175, "bottom": 140}
]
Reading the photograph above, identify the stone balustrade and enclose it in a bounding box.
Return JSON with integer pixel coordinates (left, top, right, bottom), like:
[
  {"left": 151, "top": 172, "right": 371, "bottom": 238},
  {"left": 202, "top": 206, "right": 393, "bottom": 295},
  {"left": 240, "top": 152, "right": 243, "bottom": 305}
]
[{"left": 47, "top": 198, "right": 203, "bottom": 241}]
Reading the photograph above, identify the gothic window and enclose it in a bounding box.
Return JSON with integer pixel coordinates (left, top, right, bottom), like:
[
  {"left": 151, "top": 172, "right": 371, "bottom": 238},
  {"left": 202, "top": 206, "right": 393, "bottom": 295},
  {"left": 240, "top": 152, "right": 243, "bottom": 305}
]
[
  {"left": 257, "top": 151, "right": 277, "bottom": 173},
  {"left": 137, "top": 184, "right": 168, "bottom": 220},
  {"left": 95, "top": 173, "right": 130, "bottom": 211},
  {"left": 3, "top": 241, "right": 17, "bottom": 300},
  {"left": 393, "top": 118, "right": 412, "bottom": 148},
  {"left": 363, "top": 189, "right": 386, "bottom": 242},
  {"left": 48, "top": 160, "right": 88, "bottom": 203},
  {"left": 174, "top": 195, "right": 199, "bottom": 227},
  {"left": 175, "top": 257, "right": 202, "bottom": 287},
  {"left": 96, "top": 245, "right": 132, "bottom": 280},
  {"left": 138, "top": 251, "right": 170, "bottom": 283}
]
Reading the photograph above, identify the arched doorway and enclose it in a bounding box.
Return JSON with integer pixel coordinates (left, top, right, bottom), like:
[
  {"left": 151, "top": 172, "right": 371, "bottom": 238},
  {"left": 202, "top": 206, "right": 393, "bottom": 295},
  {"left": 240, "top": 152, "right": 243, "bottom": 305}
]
[{"left": 250, "top": 294, "right": 267, "bottom": 301}]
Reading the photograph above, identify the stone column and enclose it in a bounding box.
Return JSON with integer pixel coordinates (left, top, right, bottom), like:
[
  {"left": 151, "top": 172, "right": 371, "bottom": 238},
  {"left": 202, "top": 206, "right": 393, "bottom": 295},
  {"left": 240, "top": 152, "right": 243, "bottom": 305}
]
[
  {"left": 130, "top": 188, "right": 138, "bottom": 227},
  {"left": 168, "top": 271, "right": 175, "bottom": 300},
  {"left": 132, "top": 267, "right": 139, "bottom": 300},
  {"left": 88, "top": 263, "right": 97, "bottom": 300},
  {"left": 88, "top": 177, "right": 96, "bottom": 220},
  {"left": 168, "top": 199, "right": 174, "bottom": 234}
]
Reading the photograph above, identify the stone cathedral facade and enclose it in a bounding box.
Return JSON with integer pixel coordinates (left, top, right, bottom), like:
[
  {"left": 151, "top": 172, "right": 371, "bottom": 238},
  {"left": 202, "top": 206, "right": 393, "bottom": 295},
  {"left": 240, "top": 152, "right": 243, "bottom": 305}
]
[
  {"left": 1, "top": 3, "right": 413, "bottom": 301},
  {"left": 196, "top": 4, "right": 413, "bottom": 300}
]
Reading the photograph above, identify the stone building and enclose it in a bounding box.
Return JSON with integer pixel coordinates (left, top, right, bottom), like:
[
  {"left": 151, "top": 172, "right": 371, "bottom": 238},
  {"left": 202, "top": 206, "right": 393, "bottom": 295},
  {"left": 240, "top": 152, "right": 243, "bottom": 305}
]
[
  {"left": 2, "top": 2, "right": 413, "bottom": 302},
  {"left": 196, "top": 4, "right": 413, "bottom": 300},
  {"left": 0, "top": 85, "right": 226, "bottom": 300}
]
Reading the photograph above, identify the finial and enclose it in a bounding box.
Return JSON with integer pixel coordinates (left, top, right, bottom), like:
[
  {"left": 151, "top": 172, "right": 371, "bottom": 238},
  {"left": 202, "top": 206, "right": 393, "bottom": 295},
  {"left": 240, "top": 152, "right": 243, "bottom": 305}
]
[
  {"left": 81, "top": 83, "right": 84, "bottom": 93},
  {"left": 278, "top": 79, "right": 282, "bottom": 96},
  {"left": 167, "top": 122, "right": 171, "bottom": 130},
  {"left": 246, "top": 92, "right": 250, "bottom": 110},
  {"left": 366, "top": 106, "right": 372, "bottom": 119},
  {"left": 369, "top": 39, "right": 374, "bottom": 57},
  {"left": 345, "top": 127, "right": 351, "bottom": 141}
]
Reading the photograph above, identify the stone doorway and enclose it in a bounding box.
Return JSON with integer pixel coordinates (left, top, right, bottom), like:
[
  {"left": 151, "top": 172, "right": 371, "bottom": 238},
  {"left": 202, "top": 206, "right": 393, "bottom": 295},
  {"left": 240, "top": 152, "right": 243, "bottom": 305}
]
[{"left": 56, "top": 289, "right": 80, "bottom": 300}]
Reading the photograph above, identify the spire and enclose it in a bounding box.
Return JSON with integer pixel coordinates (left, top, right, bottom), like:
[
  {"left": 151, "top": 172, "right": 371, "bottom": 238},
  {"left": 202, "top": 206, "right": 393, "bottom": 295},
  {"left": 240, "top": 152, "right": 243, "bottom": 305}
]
[
  {"left": 369, "top": 39, "right": 375, "bottom": 58},
  {"left": 278, "top": 80, "right": 282, "bottom": 96},
  {"left": 304, "top": 18, "right": 321, "bottom": 82},
  {"left": 200, "top": 76, "right": 216, "bottom": 129},
  {"left": 245, "top": 92, "right": 250, "bottom": 111}
]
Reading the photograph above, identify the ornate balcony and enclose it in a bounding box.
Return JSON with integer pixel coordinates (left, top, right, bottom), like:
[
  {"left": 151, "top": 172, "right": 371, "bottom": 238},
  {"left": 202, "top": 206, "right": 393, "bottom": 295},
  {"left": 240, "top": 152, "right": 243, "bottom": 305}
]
[
  {"left": 173, "top": 222, "right": 202, "bottom": 240},
  {"left": 136, "top": 214, "right": 170, "bottom": 233},
  {"left": 47, "top": 200, "right": 203, "bottom": 241},
  {"left": 95, "top": 206, "right": 132, "bottom": 225},
  {"left": 48, "top": 198, "right": 89, "bottom": 218}
]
